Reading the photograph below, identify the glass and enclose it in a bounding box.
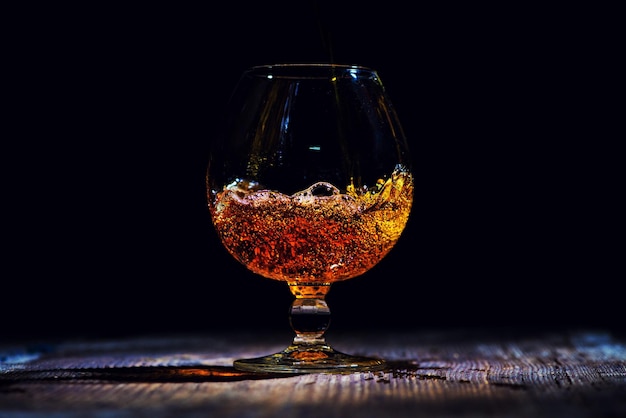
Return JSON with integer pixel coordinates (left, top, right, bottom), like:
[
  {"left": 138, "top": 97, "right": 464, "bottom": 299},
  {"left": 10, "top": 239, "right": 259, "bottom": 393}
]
[{"left": 206, "top": 64, "right": 413, "bottom": 373}]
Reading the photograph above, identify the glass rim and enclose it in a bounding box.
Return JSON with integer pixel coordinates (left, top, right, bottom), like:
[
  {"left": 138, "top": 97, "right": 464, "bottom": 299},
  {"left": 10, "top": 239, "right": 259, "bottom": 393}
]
[{"left": 244, "top": 63, "right": 378, "bottom": 79}]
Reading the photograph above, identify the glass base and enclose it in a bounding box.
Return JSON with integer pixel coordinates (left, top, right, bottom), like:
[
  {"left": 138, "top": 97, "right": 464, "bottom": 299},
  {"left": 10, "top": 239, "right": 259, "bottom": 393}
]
[{"left": 233, "top": 342, "right": 386, "bottom": 374}]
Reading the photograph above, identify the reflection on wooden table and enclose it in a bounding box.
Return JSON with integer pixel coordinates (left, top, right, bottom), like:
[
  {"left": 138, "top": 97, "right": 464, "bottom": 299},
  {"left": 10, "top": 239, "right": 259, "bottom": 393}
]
[{"left": 1, "top": 329, "right": 625, "bottom": 417}]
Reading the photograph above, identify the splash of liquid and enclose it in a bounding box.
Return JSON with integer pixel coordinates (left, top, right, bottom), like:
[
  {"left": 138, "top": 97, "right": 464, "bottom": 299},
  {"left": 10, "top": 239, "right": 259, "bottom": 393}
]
[{"left": 209, "top": 165, "right": 413, "bottom": 283}]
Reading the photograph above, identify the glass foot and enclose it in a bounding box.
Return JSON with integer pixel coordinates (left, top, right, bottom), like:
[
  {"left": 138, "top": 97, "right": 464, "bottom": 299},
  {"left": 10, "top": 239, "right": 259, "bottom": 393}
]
[{"left": 233, "top": 342, "right": 386, "bottom": 374}]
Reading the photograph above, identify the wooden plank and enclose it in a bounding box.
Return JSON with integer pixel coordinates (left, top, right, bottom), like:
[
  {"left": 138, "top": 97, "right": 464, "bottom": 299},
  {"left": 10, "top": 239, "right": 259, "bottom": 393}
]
[{"left": 1, "top": 330, "right": 625, "bottom": 417}]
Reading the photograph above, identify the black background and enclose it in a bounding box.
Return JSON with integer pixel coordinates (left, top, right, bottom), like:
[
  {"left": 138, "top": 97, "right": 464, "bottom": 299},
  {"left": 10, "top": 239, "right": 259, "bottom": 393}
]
[{"left": 3, "top": 3, "right": 622, "bottom": 342}]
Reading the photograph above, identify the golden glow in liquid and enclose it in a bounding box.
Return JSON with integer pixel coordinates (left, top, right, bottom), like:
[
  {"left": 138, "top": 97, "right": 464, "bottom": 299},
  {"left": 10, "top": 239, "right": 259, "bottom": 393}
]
[{"left": 209, "top": 165, "right": 413, "bottom": 283}]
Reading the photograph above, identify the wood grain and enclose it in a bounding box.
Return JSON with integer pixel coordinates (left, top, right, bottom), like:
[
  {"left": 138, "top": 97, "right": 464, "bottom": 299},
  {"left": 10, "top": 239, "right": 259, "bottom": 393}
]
[{"left": 1, "top": 329, "right": 625, "bottom": 417}]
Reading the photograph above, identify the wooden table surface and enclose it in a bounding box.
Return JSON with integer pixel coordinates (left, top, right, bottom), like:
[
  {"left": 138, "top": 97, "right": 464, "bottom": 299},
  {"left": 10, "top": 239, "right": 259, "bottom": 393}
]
[{"left": 1, "top": 328, "right": 625, "bottom": 417}]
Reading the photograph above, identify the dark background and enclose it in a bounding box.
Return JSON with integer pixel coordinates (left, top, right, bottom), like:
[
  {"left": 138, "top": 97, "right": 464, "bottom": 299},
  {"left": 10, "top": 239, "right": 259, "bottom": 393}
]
[{"left": 3, "top": 3, "right": 622, "bottom": 342}]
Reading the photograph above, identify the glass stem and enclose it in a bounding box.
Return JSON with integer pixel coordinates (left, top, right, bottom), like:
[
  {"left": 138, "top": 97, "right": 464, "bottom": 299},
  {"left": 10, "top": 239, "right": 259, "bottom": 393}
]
[{"left": 288, "top": 284, "right": 331, "bottom": 346}]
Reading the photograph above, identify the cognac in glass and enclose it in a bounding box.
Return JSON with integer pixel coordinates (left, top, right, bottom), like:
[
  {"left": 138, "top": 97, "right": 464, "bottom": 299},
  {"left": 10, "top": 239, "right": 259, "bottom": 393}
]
[{"left": 206, "top": 64, "right": 413, "bottom": 373}]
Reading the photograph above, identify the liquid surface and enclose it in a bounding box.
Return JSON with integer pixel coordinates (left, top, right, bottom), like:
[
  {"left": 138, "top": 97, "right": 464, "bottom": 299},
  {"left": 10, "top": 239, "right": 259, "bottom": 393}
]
[{"left": 209, "top": 166, "right": 413, "bottom": 283}]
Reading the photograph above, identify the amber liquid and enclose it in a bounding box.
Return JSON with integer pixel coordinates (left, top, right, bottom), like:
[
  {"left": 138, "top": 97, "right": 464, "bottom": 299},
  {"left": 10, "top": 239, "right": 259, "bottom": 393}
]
[{"left": 209, "top": 166, "right": 413, "bottom": 284}]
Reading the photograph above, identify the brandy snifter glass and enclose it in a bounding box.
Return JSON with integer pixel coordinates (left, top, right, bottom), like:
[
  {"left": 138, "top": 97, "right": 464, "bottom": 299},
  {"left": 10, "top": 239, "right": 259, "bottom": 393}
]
[{"left": 206, "top": 64, "right": 413, "bottom": 374}]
